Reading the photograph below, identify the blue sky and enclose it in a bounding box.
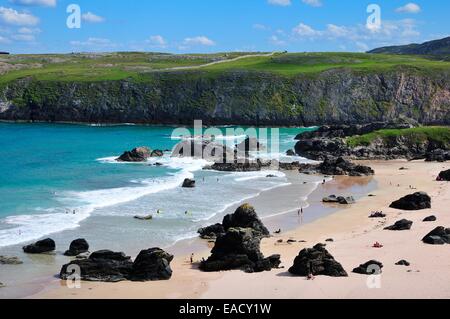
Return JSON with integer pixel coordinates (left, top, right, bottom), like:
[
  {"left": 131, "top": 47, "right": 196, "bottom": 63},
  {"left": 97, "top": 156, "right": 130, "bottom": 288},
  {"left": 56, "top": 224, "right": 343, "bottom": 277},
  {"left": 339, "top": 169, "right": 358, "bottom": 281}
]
[{"left": 0, "top": 0, "right": 448, "bottom": 54}]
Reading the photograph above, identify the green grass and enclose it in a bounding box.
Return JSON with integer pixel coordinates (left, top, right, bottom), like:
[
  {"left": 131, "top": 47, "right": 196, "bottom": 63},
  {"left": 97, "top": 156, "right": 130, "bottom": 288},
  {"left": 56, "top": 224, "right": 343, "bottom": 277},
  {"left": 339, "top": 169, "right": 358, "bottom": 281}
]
[
  {"left": 346, "top": 126, "right": 450, "bottom": 148},
  {"left": 1, "top": 51, "right": 450, "bottom": 83}
]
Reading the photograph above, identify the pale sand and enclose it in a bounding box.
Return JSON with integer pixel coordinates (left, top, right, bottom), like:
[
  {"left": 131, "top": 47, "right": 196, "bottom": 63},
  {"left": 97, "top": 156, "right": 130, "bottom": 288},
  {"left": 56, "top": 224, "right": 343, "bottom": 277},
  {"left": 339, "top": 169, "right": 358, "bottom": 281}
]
[{"left": 35, "top": 160, "right": 450, "bottom": 299}]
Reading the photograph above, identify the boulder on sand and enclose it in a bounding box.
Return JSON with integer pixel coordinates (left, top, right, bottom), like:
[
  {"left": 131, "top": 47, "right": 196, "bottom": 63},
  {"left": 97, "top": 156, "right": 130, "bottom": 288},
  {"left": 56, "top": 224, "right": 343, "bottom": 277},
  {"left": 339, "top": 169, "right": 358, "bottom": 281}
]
[
  {"left": 396, "top": 260, "right": 411, "bottom": 266},
  {"left": 199, "top": 228, "right": 280, "bottom": 273},
  {"left": 322, "top": 195, "right": 355, "bottom": 205},
  {"left": 222, "top": 204, "right": 270, "bottom": 238},
  {"left": 23, "top": 238, "right": 55, "bottom": 254},
  {"left": 64, "top": 239, "right": 89, "bottom": 257},
  {"left": 117, "top": 147, "right": 152, "bottom": 162},
  {"left": 353, "top": 260, "right": 383, "bottom": 275},
  {"left": 182, "top": 178, "right": 196, "bottom": 188},
  {"left": 369, "top": 212, "right": 386, "bottom": 218},
  {"left": 389, "top": 192, "right": 431, "bottom": 211},
  {"left": 422, "top": 227, "right": 450, "bottom": 245},
  {"left": 423, "top": 215, "right": 437, "bottom": 222},
  {"left": 60, "top": 250, "right": 133, "bottom": 283},
  {"left": 384, "top": 219, "right": 413, "bottom": 231},
  {"left": 129, "top": 248, "right": 173, "bottom": 281},
  {"left": 288, "top": 243, "right": 348, "bottom": 277},
  {"left": 437, "top": 169, "right": 450, "bottom": 181}
]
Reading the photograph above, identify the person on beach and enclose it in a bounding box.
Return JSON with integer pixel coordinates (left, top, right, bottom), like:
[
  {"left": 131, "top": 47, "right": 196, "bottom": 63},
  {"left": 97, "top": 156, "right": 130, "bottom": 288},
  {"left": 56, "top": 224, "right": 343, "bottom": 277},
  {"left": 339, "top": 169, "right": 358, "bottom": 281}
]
[{"left": 190, "top": 253, "right": 194, "bottom": 264}]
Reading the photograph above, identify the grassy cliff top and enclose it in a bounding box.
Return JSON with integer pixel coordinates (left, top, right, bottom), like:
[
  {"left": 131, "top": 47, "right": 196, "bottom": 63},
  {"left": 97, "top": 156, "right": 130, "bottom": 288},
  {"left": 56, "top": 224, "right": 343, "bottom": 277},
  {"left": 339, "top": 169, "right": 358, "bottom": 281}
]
[
  {"left": 1, "top": 51, "right": 450, "bottom": 83},
  {"left": 346, "top": 126, "right": 450, "bottom": 148}
]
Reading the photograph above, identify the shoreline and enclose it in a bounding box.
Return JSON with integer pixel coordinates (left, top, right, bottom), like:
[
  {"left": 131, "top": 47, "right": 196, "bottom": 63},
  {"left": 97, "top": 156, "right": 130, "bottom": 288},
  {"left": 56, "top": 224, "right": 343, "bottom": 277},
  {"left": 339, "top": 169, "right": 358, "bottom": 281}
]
[{"left": 33, "top": 160, "right": 450, "bottom": 299}]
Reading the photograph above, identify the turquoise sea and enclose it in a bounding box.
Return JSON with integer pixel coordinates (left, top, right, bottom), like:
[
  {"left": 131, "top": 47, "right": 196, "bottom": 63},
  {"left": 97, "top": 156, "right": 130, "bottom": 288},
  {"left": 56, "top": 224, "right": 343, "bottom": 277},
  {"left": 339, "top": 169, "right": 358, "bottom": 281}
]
[{"left": 0, "top": 123, "right": 315, "bottom": 250}]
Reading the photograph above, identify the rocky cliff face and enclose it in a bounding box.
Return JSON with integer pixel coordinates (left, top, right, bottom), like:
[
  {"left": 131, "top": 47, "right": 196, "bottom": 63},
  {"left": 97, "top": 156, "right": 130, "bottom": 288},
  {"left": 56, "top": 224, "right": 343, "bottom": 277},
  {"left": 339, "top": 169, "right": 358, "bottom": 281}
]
[{"left": 1, "top": 68, "right": 449, "bottom": 125}]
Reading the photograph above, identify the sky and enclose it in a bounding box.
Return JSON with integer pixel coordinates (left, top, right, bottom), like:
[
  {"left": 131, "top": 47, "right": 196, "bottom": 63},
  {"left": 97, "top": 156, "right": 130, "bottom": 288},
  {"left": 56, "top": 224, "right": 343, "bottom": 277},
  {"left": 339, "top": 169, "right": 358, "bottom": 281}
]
[{"left": 0, "top": 0, "right": 448, "bottom": 54}]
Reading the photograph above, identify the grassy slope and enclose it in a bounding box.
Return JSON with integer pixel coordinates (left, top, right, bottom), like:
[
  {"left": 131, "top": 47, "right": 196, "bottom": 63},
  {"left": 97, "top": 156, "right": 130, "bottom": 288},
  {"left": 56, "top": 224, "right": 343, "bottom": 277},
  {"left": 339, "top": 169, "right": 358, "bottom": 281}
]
[
  {"left": 1, "top": 52, "right": 450, "bottom": 84},
  {"left": 346, "top": 127, "right": 450, "bottom": 148}
]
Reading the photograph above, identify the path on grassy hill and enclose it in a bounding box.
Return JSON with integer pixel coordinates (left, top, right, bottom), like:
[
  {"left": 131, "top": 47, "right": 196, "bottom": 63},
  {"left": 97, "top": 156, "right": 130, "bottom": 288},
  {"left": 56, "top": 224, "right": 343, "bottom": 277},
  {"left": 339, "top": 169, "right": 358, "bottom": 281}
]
[{"left": 161, "top": 51, "right": 279, "bottom": 71}]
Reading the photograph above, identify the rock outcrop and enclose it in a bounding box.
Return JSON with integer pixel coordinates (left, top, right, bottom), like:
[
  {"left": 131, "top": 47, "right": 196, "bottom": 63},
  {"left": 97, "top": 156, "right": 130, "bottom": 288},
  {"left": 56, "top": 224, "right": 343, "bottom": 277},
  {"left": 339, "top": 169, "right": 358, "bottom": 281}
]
[
  {"left": 23, "top": 238, "right": 55, "bottom": 254},
  {"left": 60, "top": 248, "right": 174, "bottom": 282},
  {"left": 299, "top": 156, "right": 375, "bottom": 176},
  {"left": 117, "top": 147, "right": 151, "bottom": 162},
  {"left": 288, "top": 243, "right": 348, "bottom": 277},
  {"left": 64, "top": 239, "right": 89, "bottom": 257},
  {"left": 389, "top": 192, "right": 431, "bottom": 211},
  {"left": 384, "top": 219, "right": 413, "bottom": 231},
  {"left": 426, "top": 149, "right": 450, "bottom": 162},
  {"left": 236, "top": 137, "right": 265, "bottom": 153},
  {"left": 199, "top": 228, "right": 280, "bottom": 273},
  {"left": 198, "top": 204, "right": 270, "bottom": 240},
  {"left": 422, "top": 227, "right": 450, "bottom": 245},
  {"left": 172, "top": 140, "right": 234, "bottom": 162},
  {"left": 322, "top": 195, "right": 356, "bottom": 205},
  {"left": 182, "top": 178, "right": 196, "bottom": 188}
]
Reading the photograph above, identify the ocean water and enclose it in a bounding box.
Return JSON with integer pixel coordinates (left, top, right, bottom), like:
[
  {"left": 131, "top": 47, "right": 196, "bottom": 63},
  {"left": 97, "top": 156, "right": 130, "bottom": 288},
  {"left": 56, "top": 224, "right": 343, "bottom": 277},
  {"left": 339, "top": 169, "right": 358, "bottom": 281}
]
[{"left": 0, "top": 123, "right": 315, "bottom": 250}]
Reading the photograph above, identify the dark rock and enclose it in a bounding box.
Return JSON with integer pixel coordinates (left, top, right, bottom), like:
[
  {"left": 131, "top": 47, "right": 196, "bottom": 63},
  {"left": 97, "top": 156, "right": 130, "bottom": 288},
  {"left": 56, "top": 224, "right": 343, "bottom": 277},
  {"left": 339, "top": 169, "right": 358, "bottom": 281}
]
[
  {"left": 325, "top": 238, "right": 334, "bottom": 242},
  {"left": 198, "top": 224, "right": 226, "bottom": 239},
  {"left": 322, "top": 195, "right": 340, "bottom": 203},
  {"left": 23, "top": 238, "right": 55, "bottom": 254},
  {"left": 117, "top": 147, "right": 151, "bottom": 162},
  {"left": 60, "top": 250, "right": 133, "bottom": 282},
  {"left": 389, "top": 192, "right": 431, "bottom": 211},
  {"left": 353, "top": 260, "right": 383, "bottom": 275},
  {"left": 206, "top": 161, "right": 263, "bottom": 172},
  {"left": 236, "top": 137, "right": 265, "bottom": 153},
  {"left": 384, "top": 219, "right": 413, "bottom": 231},
  {"left": 129, "top": 248, "right": 173, "bottom": 281},
  {"left": 134, "top": 215, "right": 153, "bottom": 221},
  {"left": 266, "top": 174, "right": 277, "bottom": 178},
  {"left": 369, "top": 212, "right": 386, "bottom": 218},
  {"left": 322, "top": 195, "right": 355, "bottom": 205},
  {"left": 182, "top": 178, "right": 196, "bottom": 188},
  {"left": 395, "top": 260, "right": 411, "bottom": 266},
  {"left": 150, "top": 150, "right": 164, "bottom": 157},
  {"left": 437, "top": 169, "right": 450, "bottom": 181},
  {"left": 426, "top": 149, "right": 450, "bottom": 162},
  {"left": 222, "top": 204, "right": 270, "bottom": 238},
  {"left": 0, "top": 282, "right": 4, "bottom": 288},
  {"left": 172, "top": 140, "right": 234, "bottom": 163},
  {"left": 64, "top": 239, "right": 89, "bottom": 257},
  {"left": 0, "top": 256, "right": 23, "bottom": 265},
  {"left": 288, "top": 243, "right": 348, "bottom": 277},
  {"left": 423, "top": 215, "right": 437, "bottom": 222},
  {"left": 422, "top": 227, "right": 450, "bottom": 245},
  {"left": 300, "top": 156, "right": 374, "bottom": 177},
  {"left": 286, "top": 149, "right": 296, "bottom": 156},
  {"left": 199, "top": 228, "right": 279, "bottom": 273}
]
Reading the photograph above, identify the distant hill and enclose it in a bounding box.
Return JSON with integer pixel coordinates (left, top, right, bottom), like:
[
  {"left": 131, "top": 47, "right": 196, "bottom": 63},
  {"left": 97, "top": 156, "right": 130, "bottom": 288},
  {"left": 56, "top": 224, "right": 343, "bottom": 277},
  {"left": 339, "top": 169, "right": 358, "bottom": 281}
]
[{"left": 368, "top": 36, "right": 450, "bottom": 55}]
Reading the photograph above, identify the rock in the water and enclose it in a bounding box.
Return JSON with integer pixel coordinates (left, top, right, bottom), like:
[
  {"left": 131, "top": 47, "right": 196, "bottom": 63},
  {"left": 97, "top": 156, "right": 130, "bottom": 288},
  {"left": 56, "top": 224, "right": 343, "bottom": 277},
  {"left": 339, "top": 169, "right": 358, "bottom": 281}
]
[
  {"left": 322, "top": 195, "right": 355, "bottom": 205},
  {"left": 134, "top": 215, "right": 153, "bottom": 221},
  {"left": 150, "top": 150, "right": 164, "bottom": 157},
  {"left": 199, "top": 228, "right": 280, "bottom": 273},
  {"left": 60, "top": 250, "right": 133, "bottom": 282},
  {"left": 117, "top": 147, "right": 151, "bottom": 162},
  {"left": 172, "top": 140, "right": 234, "bottom": 162},
  {"left": 423, "top": 215, "right": 437, "bottom": 222},
  {"left": 384, "top": 219, "right": 413, "bottom": 231},
  {"left": 389, "top": 192, "right": 431, "bottom": 211},
  {"left": 395, "top": 260, "right": 411, "bottom": 266},
  {"left": 198, "top": 223, "right": 226, "bottom": 240},
  {"left": 0, "top": 256, "right": 23, "bottom": 265},
  {"left": 288, "top": 243, "right": 348, "bottom": 277},
  {"left": 353, "top": 260, "right": 383, "bottom": 275},
  {"left": 222, "top": 204, "right": 270, "bottom": 238},
  {"left": 23, "top": 238, "right": 55, "bottom": 254},
  {"left": 236, "top": 137, "right": 265, "bottom": 153},
  {"left": 286, "top": 149, "right": 296, "bottom": 156},
  {"left": 182, "top": 178, "right": 196, "bottom": 188},
  {"left": 64, "top": 239, "right": 89, "bottom": 257},
  {"left": 129, "top": 248, "right": 173, "bottom": 281},
  {"left": 422, "top": 227, "right": 450, "bottom": 245},
  {"left": 437, "top": 169, "right": 450, "bottom": 181}
]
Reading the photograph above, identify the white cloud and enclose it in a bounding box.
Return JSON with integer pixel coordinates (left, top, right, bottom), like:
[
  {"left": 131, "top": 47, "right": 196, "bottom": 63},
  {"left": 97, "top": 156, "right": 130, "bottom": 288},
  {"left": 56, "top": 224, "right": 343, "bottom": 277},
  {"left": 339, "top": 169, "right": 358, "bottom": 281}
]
[
  {"left": 146, "top": 35, "right": 167, "bottom": 48},
  {"left": 18, "top": 27, "right": 40, "bottom": 34},
  {"left": 81, "top": 12, "right": 105, "bottom": 23},
  {"left": 9, "top": 0, "right": 56, "bottom": 7},
  {"left": 292, "top": 23, "right": 321, "bottom": 37},
  {"left": 268, "top": 0, "right": 291, "bottom": 6},
  {"left": 269, "top": 35, "right": 287, "bottom": 46},
  {"left": 302, "top": 0, "right": 322, "bottom": 7},
  {"left": 11, "top": 33, "right": 34, "bottom": 41},
  {"left": 70, "top": 37, "right": 118, "bottom": 50},
  {"left": 253, "top": 23, "right": 269, "bottom": 31},
  {"left": 183, "top": 36, "right": 215, "bottom": 46},
  {"left": 0, "top": 35, "right": 11, "bottom": 43},
  {"left": 0, "top": 7, "right": 39, "bottom": 26},
  {"left": 396, "top": 3, "right": 421, "bottom": 14}
]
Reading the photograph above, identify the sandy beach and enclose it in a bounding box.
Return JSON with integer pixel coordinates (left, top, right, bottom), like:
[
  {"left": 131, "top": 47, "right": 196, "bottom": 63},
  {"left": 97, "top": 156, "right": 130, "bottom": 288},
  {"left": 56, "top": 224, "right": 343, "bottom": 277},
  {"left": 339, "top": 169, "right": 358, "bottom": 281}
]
[{"left": 34, "top": 160, "right": 450, "bottom": 299}]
